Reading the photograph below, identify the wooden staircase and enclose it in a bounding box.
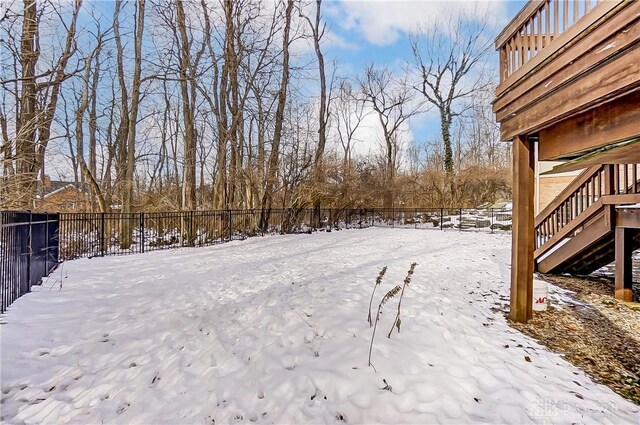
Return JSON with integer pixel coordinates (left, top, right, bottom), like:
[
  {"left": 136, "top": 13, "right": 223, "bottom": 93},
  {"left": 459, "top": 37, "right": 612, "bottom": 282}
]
[{"left": 534, "top": 164, "right": 640, "bottom": 277}]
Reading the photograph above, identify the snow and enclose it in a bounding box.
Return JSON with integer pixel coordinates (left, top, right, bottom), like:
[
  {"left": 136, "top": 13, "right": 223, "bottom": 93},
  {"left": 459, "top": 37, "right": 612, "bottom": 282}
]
[{"left": 1, "top": 228, "right": 638, "bottom": 424}]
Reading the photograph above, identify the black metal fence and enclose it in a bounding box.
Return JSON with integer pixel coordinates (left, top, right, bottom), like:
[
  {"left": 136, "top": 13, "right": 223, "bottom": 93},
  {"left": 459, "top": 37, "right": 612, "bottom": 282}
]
[
  {"left": 1, "top": 207, "right": 511, "bottom": 312},
  {"left": 1, "top": 211, "right": 60, "bottom": 313},
  {"left": 58, "top": 207, "right": 511, "bottom": 260}
]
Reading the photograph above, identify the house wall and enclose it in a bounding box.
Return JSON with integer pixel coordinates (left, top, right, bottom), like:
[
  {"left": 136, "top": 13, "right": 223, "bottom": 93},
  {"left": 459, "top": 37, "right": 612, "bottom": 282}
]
[
  {"left": 535, "top": 160, "right": 582, "bottom": 214},
  {"left": 536, "top": 175, "right": 577, "bottom": 212}
]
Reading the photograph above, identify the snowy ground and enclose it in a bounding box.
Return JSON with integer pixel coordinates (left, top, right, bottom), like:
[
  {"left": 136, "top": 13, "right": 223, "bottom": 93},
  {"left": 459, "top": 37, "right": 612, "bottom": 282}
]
[{"left": 1, "top": 228, "right": 638, "bottom": 424}]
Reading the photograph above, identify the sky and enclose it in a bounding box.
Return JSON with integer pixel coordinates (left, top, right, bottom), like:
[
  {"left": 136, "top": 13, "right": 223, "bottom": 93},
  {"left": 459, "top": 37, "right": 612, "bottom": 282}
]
[
  {"left": 322, "top": 0, "right": 527, "bottom": 68},
  {"left": 315, "top": 0, "right": 528, "bottom": 154}
]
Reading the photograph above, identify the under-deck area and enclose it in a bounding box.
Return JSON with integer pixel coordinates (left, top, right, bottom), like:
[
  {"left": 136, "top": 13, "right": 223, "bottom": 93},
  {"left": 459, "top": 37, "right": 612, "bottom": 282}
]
[{"left": 493, "top": 0, "right": 640, "bottom": 321}]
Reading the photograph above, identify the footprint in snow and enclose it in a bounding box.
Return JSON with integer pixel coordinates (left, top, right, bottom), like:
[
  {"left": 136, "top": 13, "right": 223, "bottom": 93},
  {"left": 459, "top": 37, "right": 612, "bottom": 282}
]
[
  {"left": 27, "top": 397, "right": 47, "bottom": 405},
  {"left": 116, "top": 402, "right": 130, "bottom": 414}
]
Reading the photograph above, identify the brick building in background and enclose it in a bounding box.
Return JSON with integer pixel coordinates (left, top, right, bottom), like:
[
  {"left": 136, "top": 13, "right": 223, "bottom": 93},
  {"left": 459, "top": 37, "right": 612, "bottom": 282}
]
[{"left": 37, "top": 176, "right": 90, "bottom": 212}]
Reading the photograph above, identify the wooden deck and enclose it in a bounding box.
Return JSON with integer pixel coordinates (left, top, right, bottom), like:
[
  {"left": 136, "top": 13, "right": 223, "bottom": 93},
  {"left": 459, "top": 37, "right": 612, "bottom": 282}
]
[
  {"left": 494, "top": 0, "right": 640, "bottom": 322},
  {"left": 494, "top": 0, "right": 640, "bottom": 159}
]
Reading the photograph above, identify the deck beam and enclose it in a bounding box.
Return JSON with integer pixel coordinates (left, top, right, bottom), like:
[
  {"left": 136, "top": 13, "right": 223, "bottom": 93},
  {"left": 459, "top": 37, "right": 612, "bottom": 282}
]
[{"left": 538, "top": 91, "right": 640, "bottom": 161}]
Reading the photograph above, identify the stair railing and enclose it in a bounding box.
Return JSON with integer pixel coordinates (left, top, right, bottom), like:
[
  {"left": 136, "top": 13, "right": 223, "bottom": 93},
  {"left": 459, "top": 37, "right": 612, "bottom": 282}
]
[{"left": 535, "top": 163, "right": 640, "bottom": 259}]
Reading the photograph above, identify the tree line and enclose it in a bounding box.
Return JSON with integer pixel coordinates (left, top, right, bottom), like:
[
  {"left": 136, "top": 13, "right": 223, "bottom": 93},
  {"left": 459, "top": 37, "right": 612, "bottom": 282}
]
[{"left": 1, "top": 0, "right": 511, "bottom": 218}]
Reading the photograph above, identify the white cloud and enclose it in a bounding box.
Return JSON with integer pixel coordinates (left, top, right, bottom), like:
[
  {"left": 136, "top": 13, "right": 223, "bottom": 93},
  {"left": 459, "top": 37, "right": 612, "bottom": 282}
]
[
  {"left": 331, "top": 0, "right": 510, "bottom": 46},
  {"left": 324, "top": 29, "right": 360, "bottom": 51},
  {"left": 328, "top": 104, "right": 418, "bottom": 161}
]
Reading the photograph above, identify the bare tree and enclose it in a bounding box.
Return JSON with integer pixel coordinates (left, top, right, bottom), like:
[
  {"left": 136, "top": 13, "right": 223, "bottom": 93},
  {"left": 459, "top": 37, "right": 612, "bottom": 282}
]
[
  {"left": 173, "top": 0, "right": 201, "bottom": 215},
  {"left": 359, "top": 64, "right": 422, "bottom": 209},
  {"left": 335, "top": 80, "right": 367, "bottom": 170},
  {"left": 331, "top": 80, "right": 368, "bottom": 208},
  {"left": 195, "top": 0, "right": 279, "bottom": 210},
  {"left": 259, "top": 0, "right": 294, "bottom": 231},
  {"left": 75, "top": 30, "right": 108, "bottom": 212},
  {"left": 299, "top": 0, "right": 332, "bottom": 225},
  {"left": 411, "top": 15, "right": 492, "bottom": 176},
  {"left": 1, "top": 0, "right": 83, "bottom": 209},
  {"left": 113, "top": 0, "right": 146, "bottom": 247}
]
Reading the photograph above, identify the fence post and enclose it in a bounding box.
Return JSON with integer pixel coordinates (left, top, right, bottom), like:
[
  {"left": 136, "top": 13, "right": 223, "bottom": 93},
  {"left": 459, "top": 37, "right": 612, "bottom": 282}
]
[
  {"left": 440, "top": 208, "right": 443, "bottom": 231},
  {"left": 27, "top": 210, "right": 32, "bottom": 293},
  {"left": 392, "top": 207, "right": 395, "bottom": 228},
  {"left": 459, "top": 208, "right": 462, "bottom": 232},
  {"left": 101, "top": 212, "right": 105, "bottom": 257},
  {"left": 414, "top": 208, "right": 418, "bottom": 229},
  {"left": 140, "top": 212, "right": 145, "bottom": 253},
  {"left": 190, "top": 210, "right": 195, "bottom": 246},
  {"left": 491, "top": 209, "right": 494, "bottom": 234},
  {"left": 45, "top": 212, "right": 49, "bottom": 273},
  {"left": 228, "top": 209, "right": 232, "bottom": 241}
]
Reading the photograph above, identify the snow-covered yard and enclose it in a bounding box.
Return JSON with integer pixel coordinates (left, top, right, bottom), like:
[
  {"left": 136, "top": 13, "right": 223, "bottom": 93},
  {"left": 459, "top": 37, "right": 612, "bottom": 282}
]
[{"left": 1, "top": 228, "right": 638, "bottom": 424}]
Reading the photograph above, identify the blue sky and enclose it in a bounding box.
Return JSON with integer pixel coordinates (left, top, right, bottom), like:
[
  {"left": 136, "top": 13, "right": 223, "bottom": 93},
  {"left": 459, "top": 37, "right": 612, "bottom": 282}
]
[
  {"left": 316, "top": 0, "right": 528, "bottom": 145},
  {"left": 323, "top": 1, "right": 527, "bottom": 68}
]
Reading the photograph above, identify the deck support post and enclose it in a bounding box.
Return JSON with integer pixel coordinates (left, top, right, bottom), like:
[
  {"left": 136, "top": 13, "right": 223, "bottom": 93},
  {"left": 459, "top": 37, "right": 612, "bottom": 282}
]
[
  {"left": 511, "top": 135, "right": 535, "bottom": 322},
  {"left": 614, "top": 226, "right": 633, "bottom": 301}
]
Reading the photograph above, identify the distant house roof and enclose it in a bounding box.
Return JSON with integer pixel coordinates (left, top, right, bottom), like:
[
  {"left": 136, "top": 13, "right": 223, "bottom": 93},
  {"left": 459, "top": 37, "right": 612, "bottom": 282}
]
[{"left": 39, "top": 181, "right": 87, "bottom": 198}]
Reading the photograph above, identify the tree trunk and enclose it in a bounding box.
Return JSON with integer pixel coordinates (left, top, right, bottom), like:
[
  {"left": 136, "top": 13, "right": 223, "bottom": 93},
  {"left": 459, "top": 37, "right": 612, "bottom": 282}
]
[
  {"left": 260, "top": 0, "right": 294, "bottom": 232},
  {"left": 15, "top": 0, "right": 40, "bottom": 209},
  {"left": 175, "top": 0, "right": 197, "bottom": 244},
  {"left": 174, "top": 2, "right": 196, "bottom": 206},
  {"left": 307, "top": 0, "right": 329, "bottom": 226},
  {"left": 118, "top": 0, "right": 145, "bottom": 249},
  {"left": 76, "top": 47, "right": 107, "bottom": 213}
]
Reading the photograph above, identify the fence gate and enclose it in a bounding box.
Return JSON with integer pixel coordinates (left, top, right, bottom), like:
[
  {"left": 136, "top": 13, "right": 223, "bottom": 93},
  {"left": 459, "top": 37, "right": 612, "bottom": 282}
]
[{"left": 0, "top": 211, "right": 60, "bottom": 313}]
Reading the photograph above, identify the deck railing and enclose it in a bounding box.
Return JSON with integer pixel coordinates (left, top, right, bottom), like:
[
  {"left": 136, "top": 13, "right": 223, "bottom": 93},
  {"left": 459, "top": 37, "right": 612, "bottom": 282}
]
[{"left": 496, "top": 0, "right": 602, "bottom": 82}]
